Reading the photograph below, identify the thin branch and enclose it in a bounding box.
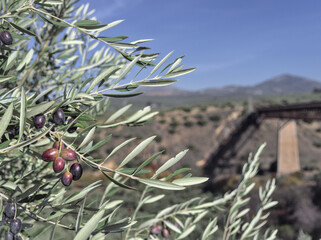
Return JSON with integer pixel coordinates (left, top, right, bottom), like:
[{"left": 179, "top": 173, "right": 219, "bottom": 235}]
[{"left": 0, "top": 192, "right": 73, "bottom": 230}]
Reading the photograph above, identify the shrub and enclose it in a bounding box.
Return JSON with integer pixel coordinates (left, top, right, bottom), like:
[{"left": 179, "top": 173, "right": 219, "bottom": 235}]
[
  {"left": 182, "top": 106, "right": 192, "bottom": 112},
  {"left": 313, "top": 140, "right": 321, "bottom": 148},
  {"left": 197, "top": 119, "right": 208, "bottom": 126},
  {"left": 209, "top": 114, "right": 221, "bottom": 122},
  {"left": 168, "top": 127, "right": 176, "bottom": 134},
  {"left": 170, "top": 118, "right": 180, "bottom": 128},
  {"left": 159, "top": 119, "right": 167, "bottom": 124},
  {"left": 155, "top": 135, "right": 162, "bottom": 143},
  {"left": 184, "top": 120, "right": 194, "bottom": 127}
]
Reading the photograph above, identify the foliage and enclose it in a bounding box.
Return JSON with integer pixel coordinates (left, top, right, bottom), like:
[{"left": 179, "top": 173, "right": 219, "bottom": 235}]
[
  {"left": 0, "top": 0, "right": 278, "bottom": 239},
  {"left": 0, "top": 0, "right": 207, "bottom": 238}
]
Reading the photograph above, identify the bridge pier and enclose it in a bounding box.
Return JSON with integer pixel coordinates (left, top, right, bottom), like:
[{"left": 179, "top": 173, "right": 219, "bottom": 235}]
[{"left": 277, "top": 120, "right": 300, "bottom": 176}]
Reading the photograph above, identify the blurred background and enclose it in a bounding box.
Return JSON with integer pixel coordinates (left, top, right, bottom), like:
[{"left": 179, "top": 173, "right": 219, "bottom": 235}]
[{"left": 78, "top": 1, "right": 321, "bottom": 239}]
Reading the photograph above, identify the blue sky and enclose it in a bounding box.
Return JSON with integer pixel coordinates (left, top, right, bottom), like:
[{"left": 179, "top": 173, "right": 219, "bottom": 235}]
[{"left": 82, "top": 0, "right": 321, "bottom": 90}]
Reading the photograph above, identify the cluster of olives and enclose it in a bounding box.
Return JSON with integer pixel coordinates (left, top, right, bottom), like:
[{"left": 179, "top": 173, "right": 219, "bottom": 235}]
[
  {"left": 149, "top": 225, "right": 169, "bottom": 238},
  {"left": 42, "top": 141, "right": 83, "bottom": 186},
  {"left": 0, "top": 30, "right": 13, "bottom": 46},
  {"left": 34, "top": 108, "right": 82, "bottom": 186},
  {"left": 0, "top": 203, "right": 22, "bottom": 240}
]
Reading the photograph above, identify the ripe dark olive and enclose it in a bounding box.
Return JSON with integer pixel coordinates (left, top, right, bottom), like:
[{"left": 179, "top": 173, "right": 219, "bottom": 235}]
[
  {"left": 5, "top": 232, "right": 14, "bottom": 240},
  {"left": 10, "top": 218, "right": 22, "bottom": 235},
  {"left": 70, "top": 163, "right": 83, "bottom": 181},
  {"left": 42, "top": 148, "right": 58, "bottom": 162},
  {"left": 52, "top": 141, "right": 65, "bottom": 150},
  {"left": 53, "top": 157, "right": 65, "bottom": 173},
  {"left": 162, "top": 229, "right": 169, "bottom": 238},
  {"left": 0, "top": 31, "right": 13, "bottom": 45},
  {"left": 67, "top": 118, "right": 78, "bottom": 133},
  {"left": 14, "top": 236, "right": 22, "bottom": 240},
  {"left": 4, "top": 203, "right": 15, "bottom": 219},
  {"left": 61, "top": 172, "right": 73, "bottom": 186},
  {"left": 53, "top": 108, "right": 65, "bottom": 125},
  {"left": 34, "top": 114, "right": 46, "bottom": 129},
  {"left": 61, "top": 149, "right": 77, "bottom": 161}
]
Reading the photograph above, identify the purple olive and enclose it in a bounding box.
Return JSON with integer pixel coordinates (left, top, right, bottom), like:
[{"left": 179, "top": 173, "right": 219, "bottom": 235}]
[
  {"left": 0, "top": 31, "right": 13, "bottom": 45},
  {"left": 5, "top": 232, "right": 14, "bottom": 240},
  {"left": 61, "top": 149, "right": 77, "bottom": 161},
  {"left": 70, "top": 163, "right": 83, "bottom": 180},
  {"left": 53, "top": 108, "right": 65, "bottom": 125},
  {"left": 61, "top": 172, "right": 73, "bottom": 186},
  {"left": 42, "top": 148, "right": 58, "bottom": 162},
  {"left": 4, "top": 203, "right": 15, "bottom": 219},
  {"left": 10, "top": 218, "right": 22, "bottom": 234},
  {"left": 53, "top": 157, "right": 65, "bottom": 173},
  {"left": 67, "top": 118, "right": 78, "bottom": 133},
  {"left": 34, "top": 114, "right": 46, "bottom": 129},
  {"left": 52, "top": 141, "right": 65, "bottom": 150}
]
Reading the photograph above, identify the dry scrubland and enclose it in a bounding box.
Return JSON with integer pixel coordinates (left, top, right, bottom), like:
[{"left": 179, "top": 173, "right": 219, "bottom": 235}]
[{"left": 86, "top": 103, "right": 321, "bottom": 179}]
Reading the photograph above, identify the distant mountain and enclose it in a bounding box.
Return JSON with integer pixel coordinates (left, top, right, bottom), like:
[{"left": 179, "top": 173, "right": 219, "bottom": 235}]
[
  {"left": 141, "top": 74, "right": 321, "bottom": 97},
  {"left": 251, "top": 74, "right": 321, "bottom": 95}
]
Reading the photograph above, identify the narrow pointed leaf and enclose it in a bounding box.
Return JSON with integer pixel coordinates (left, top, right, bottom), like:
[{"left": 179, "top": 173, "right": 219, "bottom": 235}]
[
  {"left": 105, "top": 104, "right": 132, "bottom": 123},
  {"left": 104, "top": 138, "right": 135, "bottom": 161},
  {"left": 163, "top": 68, "right": 196, "bottom": 78},
  {"left": 132, "top": 151, "right": 163, "bottom": 175},
  {"left": 149, "top": 51, "right": 173, "bottom": 76},
  {"left": 87, "top": 66, "right": 120, "bottom": 93},
  {"left": 18, "top": 87, "right": 26, "bottom": 142},
  {"left": 138, "top": 178, "right": 185, "bottom": 190},
  {"left": 103, "top": 92, "right": 143, "bottom": 98},
  {"left": 0, "top": 103, "right": 14, "bottom": 140},
  {"left": 172, "top": 177, "right": 208, "bottom": 186},
  {"left": 26, "top": 101, "right": 55, "bottom": 118},
  {"left": 153, "top": 149, "right": 188, "bottom": 178},
  {"left": 137, "top": 79, "right": 177, "bottom": 87},
  {"left": 118, "top": 136, "right": 155, "bottom": 169},
  {"left": 78, "top": 127, "right": 96, "bottom": 149},
  {"left": 74, "top": 209, "right": 105, "bottom": 240},
  {"left": 114, "top": 55, "right": 141, "bottom": 85}
]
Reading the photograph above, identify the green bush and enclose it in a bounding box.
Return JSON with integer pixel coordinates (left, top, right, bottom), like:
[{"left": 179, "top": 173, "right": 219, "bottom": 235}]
[
  {"left": 209, "top": 114, "right": 221, "bottom": 122},
  {"left": 184, "top": 120, "right": 194, "bottom": 127},
  {"left": 197, "top": 119, "right": 208, "bottom": 126},
  {"left": 313, "top": 140, "right": 321, "bottom": 148},
  {"left": 159, "top": 119, "right": 167, "bottom": 124},
  {"left": 170, "top": 118, "right": 180, "bottom": 128}
]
